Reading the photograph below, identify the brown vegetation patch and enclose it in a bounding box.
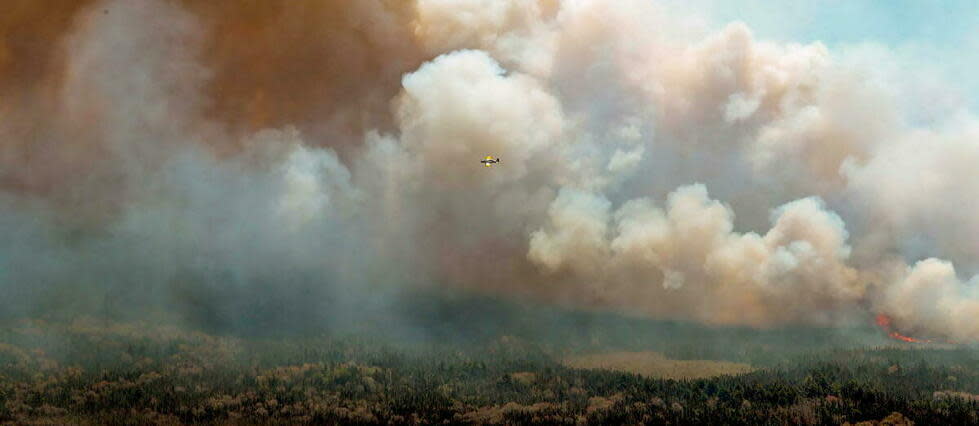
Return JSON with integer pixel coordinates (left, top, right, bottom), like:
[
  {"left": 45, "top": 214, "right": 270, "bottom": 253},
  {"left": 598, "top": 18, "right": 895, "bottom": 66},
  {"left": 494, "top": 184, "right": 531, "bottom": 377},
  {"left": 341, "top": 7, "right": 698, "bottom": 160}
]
[
  {"left": 933, "top": 390, "right": 979, "bottom": 402},
  {"left": 843, "top": 412, "right": 914, "bottom": 426},
  {"left": 509, "top": 371, "right": 536, "bottom": 386},
  {"left": 457, "top": 402, "right": 566, "bottom": 425},
  {"left": 585, "top": 393, "right": 623, "bottom": 415}
]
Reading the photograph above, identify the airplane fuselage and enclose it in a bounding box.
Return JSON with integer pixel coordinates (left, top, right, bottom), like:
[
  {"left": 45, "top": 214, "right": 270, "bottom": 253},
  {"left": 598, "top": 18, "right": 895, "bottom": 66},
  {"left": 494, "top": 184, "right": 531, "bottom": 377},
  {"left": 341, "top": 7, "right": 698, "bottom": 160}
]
[{"left": 481, "top": 157, "right": 500, "bottom": 167}]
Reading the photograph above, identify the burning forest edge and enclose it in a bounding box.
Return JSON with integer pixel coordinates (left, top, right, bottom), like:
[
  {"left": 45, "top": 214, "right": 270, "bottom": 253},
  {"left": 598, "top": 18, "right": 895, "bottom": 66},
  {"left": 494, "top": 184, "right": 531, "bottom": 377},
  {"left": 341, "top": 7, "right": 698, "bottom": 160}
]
[
  {"left": 875, "top": 314, "right": 960, "bottom": 346},
  {"left": 0, "top": 308, "right": 977, "bottom": 425}
]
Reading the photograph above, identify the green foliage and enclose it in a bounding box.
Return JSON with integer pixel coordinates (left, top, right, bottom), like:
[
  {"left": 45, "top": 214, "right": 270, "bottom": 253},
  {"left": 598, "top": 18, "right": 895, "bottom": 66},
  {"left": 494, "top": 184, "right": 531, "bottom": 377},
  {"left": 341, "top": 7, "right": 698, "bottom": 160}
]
[{"left": 0, "top": 318, "right": 977, "bottom": 424}]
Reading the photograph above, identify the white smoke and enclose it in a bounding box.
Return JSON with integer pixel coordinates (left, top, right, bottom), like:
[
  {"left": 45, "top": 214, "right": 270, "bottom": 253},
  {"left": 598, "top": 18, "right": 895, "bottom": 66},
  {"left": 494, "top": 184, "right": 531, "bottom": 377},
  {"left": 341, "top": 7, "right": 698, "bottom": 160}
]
[
  {"left": 398, "top": 0, "right": 979, "bottom": 337},
  {"left": 878, "top": 259, "right": 979, "bottom": 342},
  {"left": 1, "top": 0, "right": 977, "bottom": 341},
  {"left": 844, "top": 116, "right": 979, "bottom": 273},
  {"left": 529, "top": 185, "right": 864, "bottom": 327}
]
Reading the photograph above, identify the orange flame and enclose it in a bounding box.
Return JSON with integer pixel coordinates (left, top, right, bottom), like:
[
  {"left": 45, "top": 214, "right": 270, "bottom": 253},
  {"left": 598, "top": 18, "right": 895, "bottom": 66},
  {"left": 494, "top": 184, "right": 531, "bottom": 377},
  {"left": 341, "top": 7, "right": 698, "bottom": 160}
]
[{"left": 875, "top": 314, "right": 931, "bottom": 344}]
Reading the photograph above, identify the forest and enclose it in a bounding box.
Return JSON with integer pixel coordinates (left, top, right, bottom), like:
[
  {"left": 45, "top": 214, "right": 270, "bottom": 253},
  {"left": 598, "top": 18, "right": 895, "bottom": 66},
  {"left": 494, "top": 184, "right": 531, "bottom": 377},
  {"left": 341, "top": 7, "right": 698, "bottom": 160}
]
[{"left": 1, "top": 295, "right": 977, "bottom": 425}]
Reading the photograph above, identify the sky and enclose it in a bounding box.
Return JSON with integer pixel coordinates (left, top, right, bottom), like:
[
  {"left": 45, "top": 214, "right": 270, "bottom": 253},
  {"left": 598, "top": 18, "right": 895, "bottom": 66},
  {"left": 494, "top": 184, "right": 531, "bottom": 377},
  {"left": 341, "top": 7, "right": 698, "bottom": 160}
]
[
  {"left": 677, "top": 0, "right": 979, "bottom": 110},
  {"left": 684, "top": 0, "right": 976, "bottom": 45}
]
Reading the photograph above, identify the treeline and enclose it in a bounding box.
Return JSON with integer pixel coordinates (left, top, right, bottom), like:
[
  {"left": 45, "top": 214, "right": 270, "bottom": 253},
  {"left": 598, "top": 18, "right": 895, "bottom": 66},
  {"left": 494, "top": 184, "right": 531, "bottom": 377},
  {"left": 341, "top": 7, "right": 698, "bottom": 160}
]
[{"left": 1, "top": 318, "right": 977, "bottom": 424}]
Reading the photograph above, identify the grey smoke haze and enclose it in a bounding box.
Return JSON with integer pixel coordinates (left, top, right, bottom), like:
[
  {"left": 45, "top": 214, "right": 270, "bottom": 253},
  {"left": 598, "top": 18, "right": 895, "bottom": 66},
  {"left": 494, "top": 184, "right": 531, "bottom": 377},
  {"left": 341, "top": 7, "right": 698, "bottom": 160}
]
[{"left": 0, "top": 0, "right": 977, "bottom": 341}]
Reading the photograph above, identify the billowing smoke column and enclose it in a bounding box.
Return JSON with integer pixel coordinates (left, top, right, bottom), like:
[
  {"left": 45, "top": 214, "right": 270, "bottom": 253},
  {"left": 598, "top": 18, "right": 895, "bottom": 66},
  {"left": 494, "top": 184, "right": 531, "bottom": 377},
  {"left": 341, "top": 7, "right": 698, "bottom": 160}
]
[{"left": 0, "top": 0, "right": 977, "bottom": 341}]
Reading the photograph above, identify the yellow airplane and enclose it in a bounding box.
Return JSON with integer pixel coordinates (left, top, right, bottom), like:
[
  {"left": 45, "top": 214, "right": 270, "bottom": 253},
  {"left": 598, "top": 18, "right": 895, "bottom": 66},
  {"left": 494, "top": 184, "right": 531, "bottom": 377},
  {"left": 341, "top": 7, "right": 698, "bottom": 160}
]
[{"left": 480, "top": 156, "right": 501, "bottom": 167}]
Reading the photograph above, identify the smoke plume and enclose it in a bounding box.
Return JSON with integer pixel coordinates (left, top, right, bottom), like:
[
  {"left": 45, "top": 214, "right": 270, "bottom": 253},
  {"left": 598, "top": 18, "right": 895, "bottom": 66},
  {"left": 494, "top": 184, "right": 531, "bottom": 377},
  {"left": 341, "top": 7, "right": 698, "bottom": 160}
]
[{"left": 1, "top": 0, "right": 977, "bottom": 341}]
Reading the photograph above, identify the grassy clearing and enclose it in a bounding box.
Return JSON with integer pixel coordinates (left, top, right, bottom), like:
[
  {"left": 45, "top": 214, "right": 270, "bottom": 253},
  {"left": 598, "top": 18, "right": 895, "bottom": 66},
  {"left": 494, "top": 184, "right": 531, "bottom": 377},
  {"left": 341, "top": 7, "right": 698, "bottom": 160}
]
[{"left": 563, "top": 351, "right": 755, "bottom": 380}]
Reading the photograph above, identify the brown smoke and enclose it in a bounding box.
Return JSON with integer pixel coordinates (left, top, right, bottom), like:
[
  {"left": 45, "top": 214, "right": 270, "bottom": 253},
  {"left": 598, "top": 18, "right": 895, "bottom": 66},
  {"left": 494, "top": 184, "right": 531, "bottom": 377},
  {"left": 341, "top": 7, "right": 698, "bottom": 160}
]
[
  {"left": 0, "top": 0, "right": 424, "bottom": 196},
  {"left": 1, "top": 0, "right": 977, "bottom": 342},
  {"left": 0, "top": 0, "right": 97, "bottom": 196},
  {"left": 182, "top": 1, "right": 425, "bottom": 153}
]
